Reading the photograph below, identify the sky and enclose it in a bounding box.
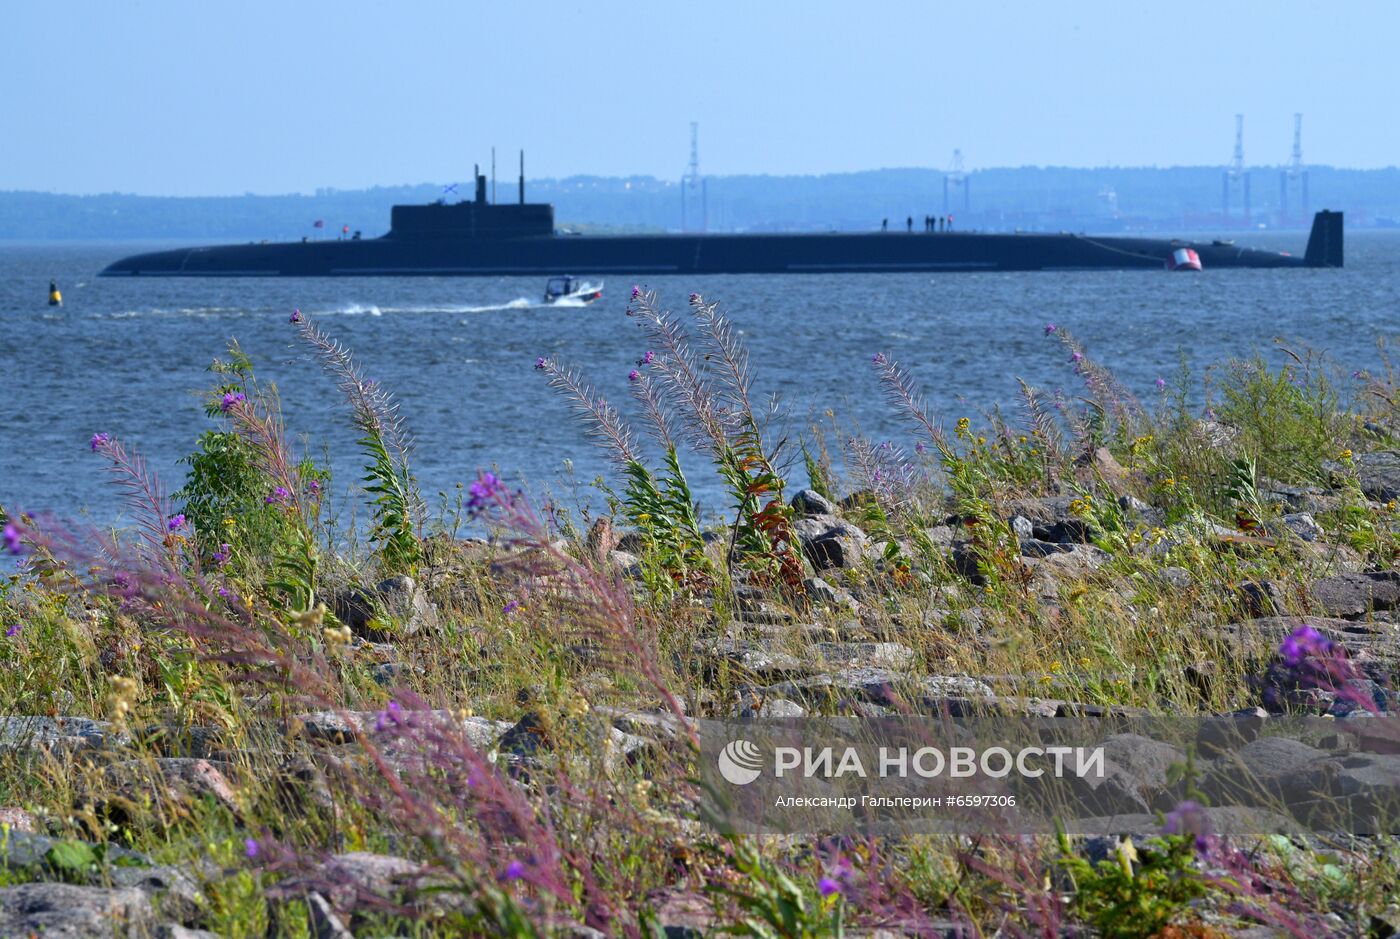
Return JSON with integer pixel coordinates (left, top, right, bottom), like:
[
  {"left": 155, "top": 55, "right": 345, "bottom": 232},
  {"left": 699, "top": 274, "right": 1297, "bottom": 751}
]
[{"left": 3, "top": 1, "right": 1396, "bottom": 195}]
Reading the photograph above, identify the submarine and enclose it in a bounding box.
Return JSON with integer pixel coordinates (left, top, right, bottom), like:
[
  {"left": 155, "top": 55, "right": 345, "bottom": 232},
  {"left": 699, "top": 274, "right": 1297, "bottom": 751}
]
[{"left": 101, "top": 160, "right": 1343, "bottom": 278}]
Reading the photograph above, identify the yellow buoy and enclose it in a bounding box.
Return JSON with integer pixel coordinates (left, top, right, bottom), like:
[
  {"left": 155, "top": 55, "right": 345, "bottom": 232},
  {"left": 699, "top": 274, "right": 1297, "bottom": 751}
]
[{"left": 48, "top": 280, "right": 62, "bottom": 306}]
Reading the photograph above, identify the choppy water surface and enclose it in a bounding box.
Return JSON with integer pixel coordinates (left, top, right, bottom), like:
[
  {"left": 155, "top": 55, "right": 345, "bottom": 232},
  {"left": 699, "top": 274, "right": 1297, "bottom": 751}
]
[{"left": 2, "top": 233, "right": 1397, "bottom": 525}]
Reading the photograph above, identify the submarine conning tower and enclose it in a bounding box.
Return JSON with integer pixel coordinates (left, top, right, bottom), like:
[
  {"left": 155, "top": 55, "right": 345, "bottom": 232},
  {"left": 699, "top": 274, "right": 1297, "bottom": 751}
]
[{"left": 387, "top": 152, "right": 554, "bottom": 240}]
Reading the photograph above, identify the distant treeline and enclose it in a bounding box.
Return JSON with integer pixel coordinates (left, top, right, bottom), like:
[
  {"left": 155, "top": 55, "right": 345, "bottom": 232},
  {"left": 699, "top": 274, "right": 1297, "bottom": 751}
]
[{"left": 4, "top": 165, "right": 1398, "bottom": 240}]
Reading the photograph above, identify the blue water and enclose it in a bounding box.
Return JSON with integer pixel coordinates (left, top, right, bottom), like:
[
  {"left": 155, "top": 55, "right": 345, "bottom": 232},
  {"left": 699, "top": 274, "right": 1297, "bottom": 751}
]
[{"left": 1, "top": 232, "right": 1397, "bottom": 527}]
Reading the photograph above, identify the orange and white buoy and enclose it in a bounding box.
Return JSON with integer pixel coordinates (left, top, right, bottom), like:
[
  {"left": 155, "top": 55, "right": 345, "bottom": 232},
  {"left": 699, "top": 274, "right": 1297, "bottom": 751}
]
[{"left": 1166, "top": 248, "right": 1202, "bottom": 271}]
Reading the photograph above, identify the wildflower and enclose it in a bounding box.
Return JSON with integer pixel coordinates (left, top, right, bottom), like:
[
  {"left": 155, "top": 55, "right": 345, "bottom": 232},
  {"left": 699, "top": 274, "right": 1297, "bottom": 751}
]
[
  {"left": 915, "top": 442, "right": 926, "bottom": 454},
  {"left": 818, "top": 876, "right": 843, "bottom": 897},
  {"left": 217, "top": 587, "right": 231, "bottom": 599},
  {"left": 503, "top": 600, "right": 520, "bottom": 615},
  {"left": 1070, "top": 351, "right": 1083, "bottom": 364},
  {"left": 166, "top": 514, "right": 186, "bottom": 532},
  {"left": 220, "top": 391, "right": 246, "bottom": 412},
  {"left": 289, "top": 308, "right": 302, "bottom": 324},
  {"left": 631, "top": 285, "right": 641, "bottom": 300},
  {"left": 1279, "top": 624, "right": 1330, "bottom": 667},
  {"left": 501, "top": 860, "right": 526, "bottom": 882},
  {"left": 245, "top": 838, "right": 259, "bottom": 859},
  {"left": 307, "top": 479, "right": 321, "bottom": 497},
  {"left": 265, "top": 486, "right": 291, "bottom": 506},
  {"left": 1339, "top": 448, "right": 1354, "bottom": 461},
  {"left": 641, "top": 350, "right": 655, "bottom": 364},
  {"left": 2, "top": 523, "right": 22, "bottom": 555},
  {"left": 89, "top": 432, "right": 110, "bottom": 452},
  {"left": 1044, "top": 323, "right": 1057, "bottom": 335},
  {"left": 1155, "top": 377, "right": 1167, "bottom": 391},
  {"left": 467, "top": 472, "right": 506, "bottom": 513},
  {"left": 872, "top": 352, "right": 886, "bottom": 364},
  {"left": 534, "top": 356, "right": 546, "bottom": 370},
  {"left": 1161, "top": 799, "right": 1211, "bottom": 853},
  {"left": 375, "top": 700, "right": 404, "bottom": 732},
  {"left": 210, "top": 544, "right": 231, "bottom": 567},
  {"left": 4, "top": 624, "right": 19, "bottom": 638},
  {"left": 628, "top": 369, "right": 640, "bottom": 382}
]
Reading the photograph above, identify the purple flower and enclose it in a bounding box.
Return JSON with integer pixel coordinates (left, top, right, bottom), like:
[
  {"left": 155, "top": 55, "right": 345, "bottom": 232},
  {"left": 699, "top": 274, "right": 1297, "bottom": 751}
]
[
  {"left": 534, "top": 356, "right": 547, "bottom": 370},
  {"left": 637, "top": 350, "right": 655, "bottom": 366},
  {"left": 220, "top": 391, "right": 246, "bottom": 413},
  {"left": 289, "top": 308, "right": 302, "bottom": 324},
  {"left": 217, "top": 587, "right": 231, "bottom": 599},
  {"left": 630, "top": 285, "right": 641, "bottom": 300},
  {"left": 501, "top": 860, "right": 526, "bottom": 882},
  {"left": 688, "top": 292, "right": 700, "bottom": 303},
  {"left": 1161, "top": 799, "right": 1210, "bottom": 853},
  {"left": 1279, "top": 624, "right": 1330, "bottom": 667},
  {"left": 1155, "top": 377, "right": 1167, "bottom": 391},
  {"left": 265, "top": 486, "right": 291, "bottom": 506},
  {"left": 245, "top": 838, "right": 259, "bottom": 859},
  {"left": 872, "top": 352, "right": 886, "bottom": 364},
  {"left": 628, "top": 369, "right": 640, "bottom": 383},
  {"left": 1070, "top": 351, "right": 1083, "bottom": 363},
  {"left": 375, "top": 700, "right": 404, "bottom": 732},
  {"left": 915, "top": 442, "right": 927, "bottom": 454},
  {"left": 1044, "top": 323, "right": 1057, "bottom": 335},
  {"left": 2, "top": 523, "right": 23, "bottom": 555},
  {"left": 818, "top": 876, "right": 843, "bottom": 897},
  {"left": 166, "top": 514, "right": 186, "bottom": 532},
  {"left": 467, "top": 472, "right": 505, "bottom": 513},
  {"left": 4, "top": 624, "right": 19, "bottom": 639},
  {"left": 213, "top": 544, "right": 231, "bottom": 567},
  {"left": 503, "top": 600, "right": 520, "bottom": 615},
  {"left": 307, "top": 479, "right": 321, "bottom": 496},
  {"left": 89, "top": 432, "right": 111, "bottom": 452}
]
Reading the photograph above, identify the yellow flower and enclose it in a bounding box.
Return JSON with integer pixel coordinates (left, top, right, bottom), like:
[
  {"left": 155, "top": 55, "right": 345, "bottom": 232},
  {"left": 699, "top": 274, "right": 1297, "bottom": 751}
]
[
  {"left": 1049, "top": 660, "right": 1062, "bottom": 674},
  {"left": 1389, "top": 501, "right": 1397, "bottom": 512},
  {"left": 976, "top": 436, "right": 986, "bottom": 446},
  {"left": 1339, "top": 448, "right": 1354, "bottom": 461}
]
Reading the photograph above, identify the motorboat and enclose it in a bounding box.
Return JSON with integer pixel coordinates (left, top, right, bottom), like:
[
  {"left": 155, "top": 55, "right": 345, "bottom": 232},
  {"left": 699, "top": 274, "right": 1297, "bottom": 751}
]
[{"left": 543, "top": 276, "right": 603, "bottom": 305}]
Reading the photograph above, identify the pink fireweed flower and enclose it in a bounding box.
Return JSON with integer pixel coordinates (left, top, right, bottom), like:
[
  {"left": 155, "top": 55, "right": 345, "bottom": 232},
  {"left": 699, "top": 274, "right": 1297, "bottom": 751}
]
[
  {"left": 1044, "top": 323, "right": 1057, "bottom": 335},
  {"left": 2, "top": 523, "right": 22, "bottom": 555},
  {"left": 467, "top": 472, "right": 507, "bottom": 514},
  {"left": 1161, "top": 799, "right": 1211, "bottom": 853},
  {"left": 872, "top": 352, "right": 886, "bottom": 364},
  {"left": 628, "top": 369, "right": 640, "bottom": 382},
  {"left": 90, "top": 432, "right": 111, "bottom": 452},
  {"left": 375, "top": 700, "right": 404, "bottom": 732},
  {"left": 1279, "top": 624, "right": 1330, "bottom": 667},
  {"left": 500, "top": 860, "right": 526, "bottom": 882},
  {"left": 630, "top": 285, "right": 641, "bottom": 300},
  {"left": 1155, "top": 377, "right": 1167, "bottom": 391},
  {"left": 1070, "top": 351, "right": 1083, "bottom": 363},
  {"left": 265, "top": 486, "right": 291, "bottom": 506},
  {"left": 818, "top": 877, "right": 843, "bottom": 897},
  {"left": 289, "top": 308, "right": 302, "bottom": 324},
  {"left": 636, "top": 350, "right": 655, "bottom": 366},
  {"left": 534, "top": 356, "right": 547, "bottom": 370},
  {"left": 220, "top": 391, "right": 246, "bottom": 413}
]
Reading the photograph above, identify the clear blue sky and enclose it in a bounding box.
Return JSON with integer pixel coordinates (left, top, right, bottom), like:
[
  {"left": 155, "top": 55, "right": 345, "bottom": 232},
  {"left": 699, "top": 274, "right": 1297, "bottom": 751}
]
[{"left": 3, "top": 0, "right": 1394, "bottom": 195}]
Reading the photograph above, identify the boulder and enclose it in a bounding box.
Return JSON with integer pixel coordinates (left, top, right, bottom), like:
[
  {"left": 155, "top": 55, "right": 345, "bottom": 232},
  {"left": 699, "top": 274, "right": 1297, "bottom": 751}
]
[
  {"left": 0, "top": 716, "right": 128, "bottom": 754},
  {"left": 792, "top": 515, "right": 869, "bottom": 571},
  {"left": 1281, "top": 512, "right": 1324, "bottom": 542},
  {"left": 789, "top": 488, "right": 837, "bottom": 518},
  {"left": 332, "top": 575, "right": 438, "bottom": 641},
  {"left": 0, "top": 883, "right": 153, "bottom": 938},
  {"left": 1355, "top": 450, "right": 1400, "bottom": 502},
  {"left": 1309, "top": 571, "right": 1400, "bottom": 619}
]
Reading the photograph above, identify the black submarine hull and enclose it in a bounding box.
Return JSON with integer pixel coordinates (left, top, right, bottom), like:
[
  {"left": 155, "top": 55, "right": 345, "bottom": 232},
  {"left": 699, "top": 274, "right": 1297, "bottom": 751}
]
[{"left": 100, "top": 211, "right": 1343, "bottom": 278}]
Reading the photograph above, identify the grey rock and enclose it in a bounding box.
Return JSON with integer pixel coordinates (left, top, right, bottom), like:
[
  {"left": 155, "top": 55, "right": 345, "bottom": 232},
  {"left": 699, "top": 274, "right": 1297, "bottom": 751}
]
[
  {"left": 1009, "top": 515, "right": 1034, "bottom": 540},
  {"left": 1019, "top": 538, "right": 1071, "bottom": 558},
  {"left": 1159, "top": 566, "right": 1192, "bottom": 589},
  {"left": 1310, "top": 571, "right": 1400, "bottom": 619},
  {"left": 608, "top": 549, "right": 643, "bottom": 578},
  {"left": 921, "top": 524, "right": 956, "bottom": 548},
  {"left": 0, "top": 716, "right": 128, "bottom": 754},
  {"left": 1196, "top": 707, "right": 1269, "bottom": 756},
  {"left": 1281, "top": 512, "right": 1324, "bottom": 542},
  {"left": 1062, "top": 734, "right": 1187, "bottom": 817},
  {"left": 792, "top": 515, "right": 869, "bottom": 571},
  {"left": 738, "top": 698, "right": 807, "bottom": 720},
  {"left": 294, "top": 710, "right": 511, "bottom": 749},
  {"left": 317, "top": 851, "right": 422, "bottom": 912},
  {"left": 1356, "top": 450, "right": 1400, "bottom": 502},
  {"left": 789, "top": 488, "right": 837, "bottom": 518},
  {"left": 812, "top": 641, "right": 918, "bottom": 670},
  {"left": 0, "top": 883, "right": 153, "bottom": 938},
  {"left": 804, "top": 576, "right": 857, "bottom": 610},
  {"left": 333, "top": 575, "right": 439, "bottom": 641},
  {"left": 0, "top": 830, "right": 149, "bottom": 874}
]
